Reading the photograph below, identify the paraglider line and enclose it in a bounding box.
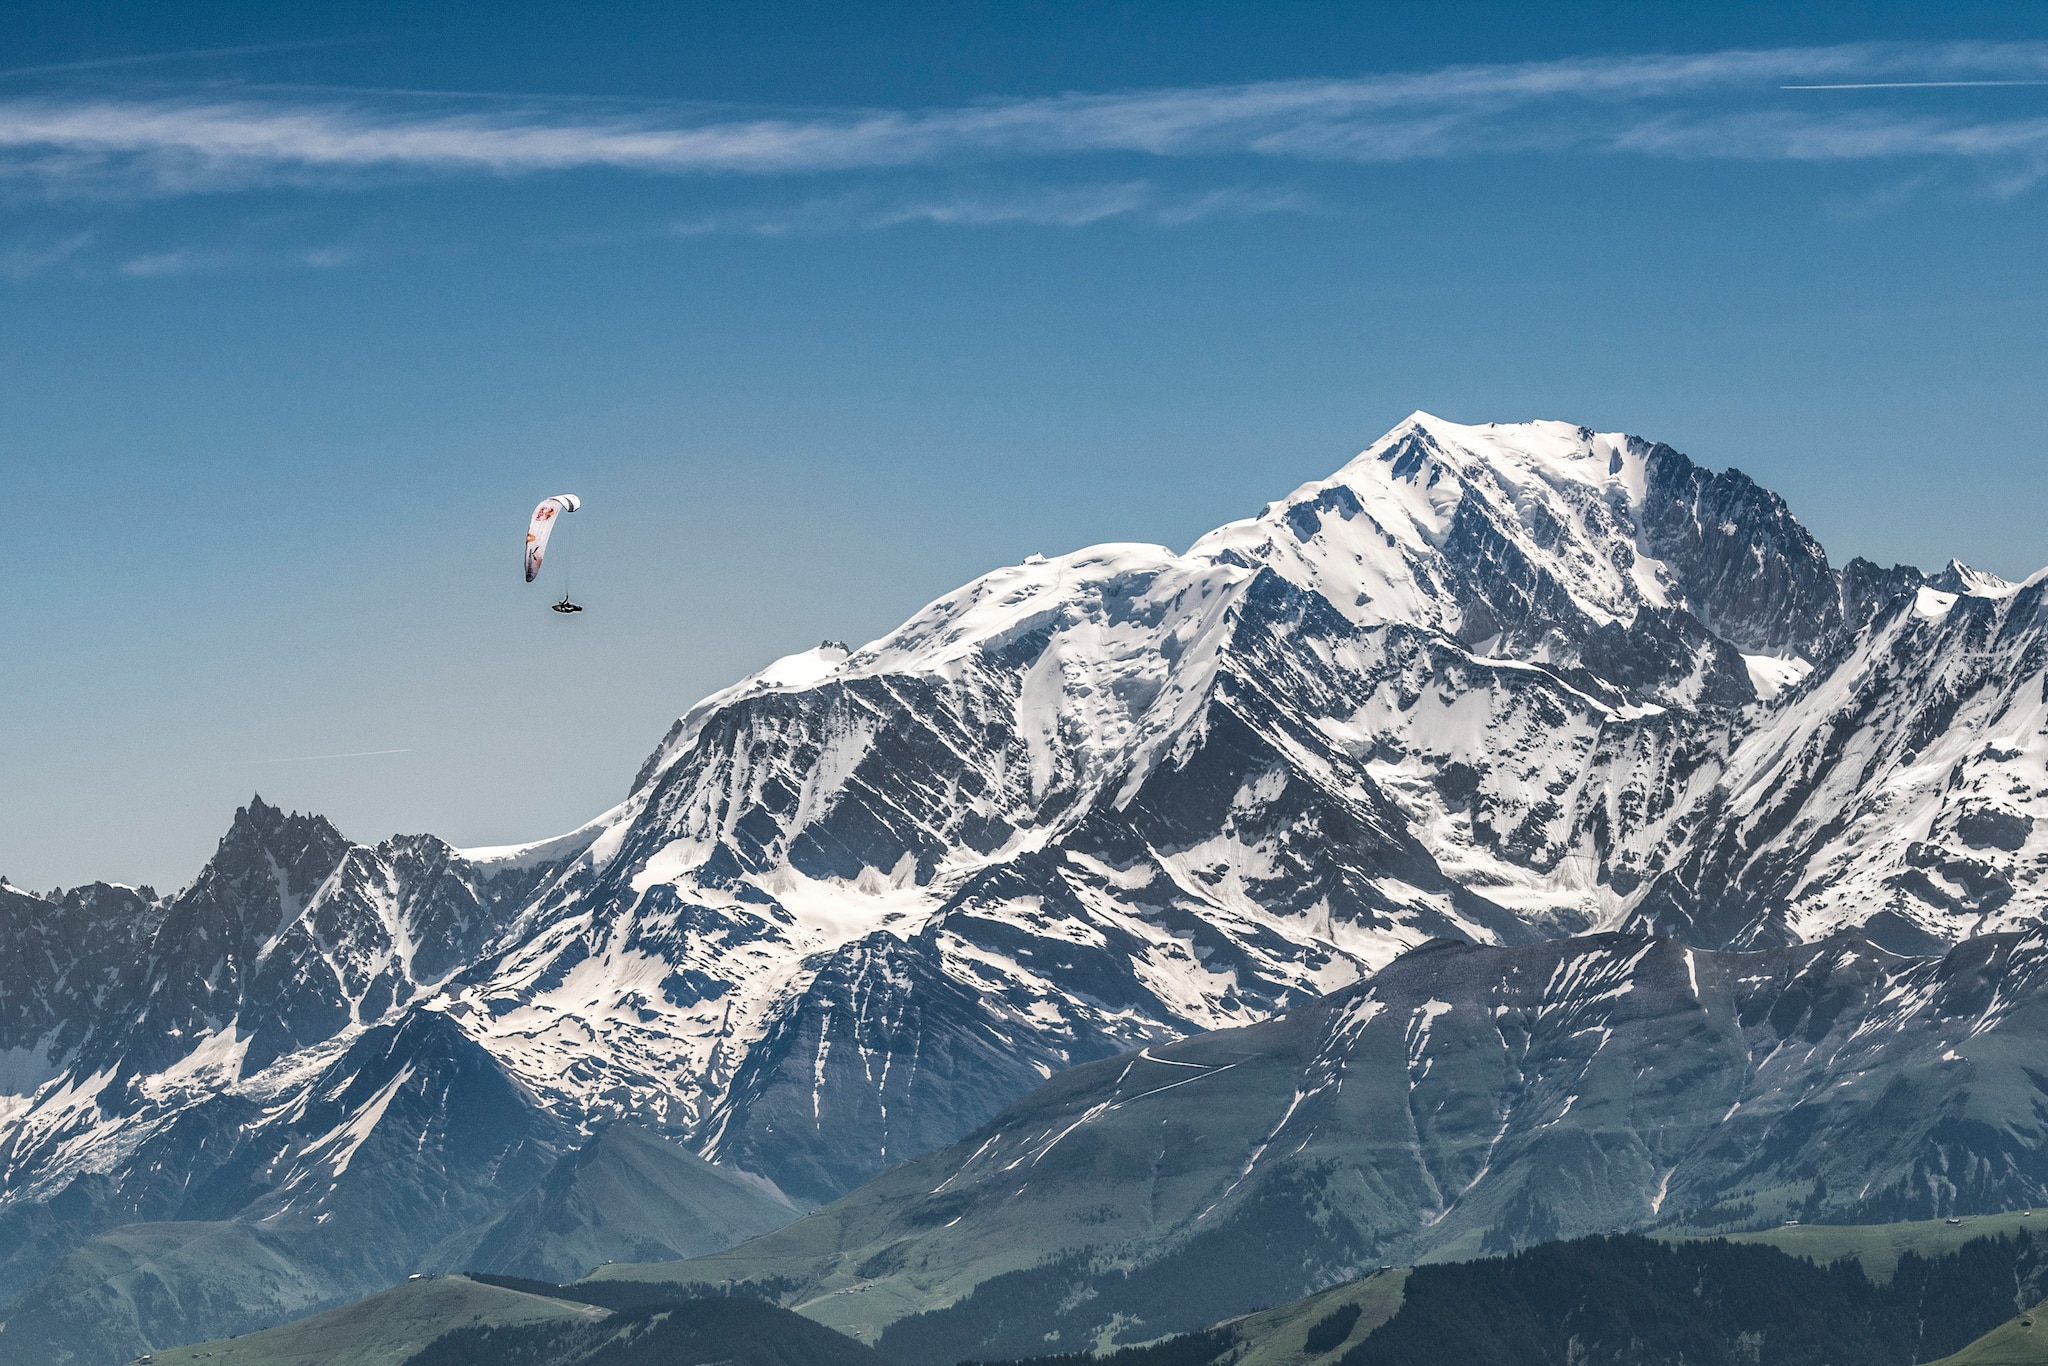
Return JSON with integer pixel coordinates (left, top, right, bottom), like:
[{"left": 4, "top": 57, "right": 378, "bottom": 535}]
[{"left": 247, "top": 748, "right": 414, "bottom": 764}]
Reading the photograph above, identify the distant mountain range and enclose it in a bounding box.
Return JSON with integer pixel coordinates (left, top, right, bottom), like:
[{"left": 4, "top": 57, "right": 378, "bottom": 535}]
[{"left": 6, "top": 412, "right": 2048, "bottom": 1362}]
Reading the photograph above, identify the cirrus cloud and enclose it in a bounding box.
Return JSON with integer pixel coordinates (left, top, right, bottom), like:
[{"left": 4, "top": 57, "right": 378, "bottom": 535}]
[{"left": 3, "top": 41, "right": 2048, "bottom": 200}]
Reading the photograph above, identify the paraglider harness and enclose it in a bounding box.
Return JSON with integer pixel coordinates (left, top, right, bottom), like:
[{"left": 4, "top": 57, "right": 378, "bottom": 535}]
[{"left": 551, "top": 597, "right": 583, "bottom": 614}]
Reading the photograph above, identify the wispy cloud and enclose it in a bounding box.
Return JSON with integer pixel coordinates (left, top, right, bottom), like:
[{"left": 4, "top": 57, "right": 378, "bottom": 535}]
[
  {"left": 117, "top": 247, "right": 221, "bottom": 277},
  {"left": 2, "top": 42, "right": 2047, "bottom": 201},
  {"left": 664, "top": 180, "right": 1314, "bottom": 236},
  {"left": 0, "top": 228, "right": 93, "bottom": 278},
  {"left": 108, "top": 236, "right": 362, "bottom": 278}
]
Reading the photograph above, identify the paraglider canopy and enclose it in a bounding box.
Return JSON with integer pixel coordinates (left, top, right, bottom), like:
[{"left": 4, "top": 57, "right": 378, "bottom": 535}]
[{"left": 524, "top": 494, "right": 581, "bottom": 583}]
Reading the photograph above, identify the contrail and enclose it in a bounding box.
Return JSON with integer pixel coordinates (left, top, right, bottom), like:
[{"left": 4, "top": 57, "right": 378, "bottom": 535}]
[
  {"left": 248, "top": 747, "right": 413, "bottom": 764},
  {"left": 1781, "top": 80, "right": 2048, "bottom": 89},
  {"left": 0, "top": 40, "right": 372, "bottom": 81}
]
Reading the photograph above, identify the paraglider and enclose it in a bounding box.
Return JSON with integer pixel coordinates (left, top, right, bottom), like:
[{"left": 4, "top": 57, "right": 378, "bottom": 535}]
[{"left": 524, "top": 494, "right": 583, "bottom": 612}]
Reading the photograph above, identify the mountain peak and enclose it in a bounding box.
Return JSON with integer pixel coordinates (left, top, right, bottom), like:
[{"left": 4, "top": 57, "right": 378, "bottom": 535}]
[
  {"left": 1928, "top": 558, "right": 2019, "bottom": 598},
  {"left": 219, "top": 792, "right": 346, "bottom": 852},
  {"left": 1191, "top": 413, "right": 1687, "bottom": 662},
  {"left": 1368, "top": 412, "right": 1635, "bottom": 481},
  {"left": 190, "top": 796, "right": 356, "bottom": 914}
]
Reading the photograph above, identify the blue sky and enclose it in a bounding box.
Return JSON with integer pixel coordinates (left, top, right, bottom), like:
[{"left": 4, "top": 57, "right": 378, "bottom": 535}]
[{"left": 6, "top": 0, "right": 2048, "bottom": 889}]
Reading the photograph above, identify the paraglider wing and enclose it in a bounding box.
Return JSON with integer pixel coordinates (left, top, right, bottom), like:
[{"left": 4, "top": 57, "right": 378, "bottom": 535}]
[{"left": 524, "top": 494, "right": 581, "bottom": 582}]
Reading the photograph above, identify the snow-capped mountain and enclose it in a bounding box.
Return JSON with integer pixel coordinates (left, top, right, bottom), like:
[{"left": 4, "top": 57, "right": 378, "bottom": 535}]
[
  {"left": 433, "top": 416, "right": 1856, "bottom": 1202},
  {"left": 5, "top": 411, "right": 2047, "bottom": 1362},
  {"left": 1637, "top": 571, "right": 2048, "bottom": 949},
  {"left": 445, "top": 414, "right": 2042, "bottom": 1204}
]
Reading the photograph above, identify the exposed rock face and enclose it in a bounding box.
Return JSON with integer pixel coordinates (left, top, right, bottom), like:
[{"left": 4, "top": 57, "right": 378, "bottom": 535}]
[
  {"left": 0, "top": 880, "right": 159, "bottom": 1086},
  {"left": 1634, "top": 444, "right": 1844, "bottom": 659},
  {"left": 1841, "top": 556, "right": 1930, "bottom": 633}
]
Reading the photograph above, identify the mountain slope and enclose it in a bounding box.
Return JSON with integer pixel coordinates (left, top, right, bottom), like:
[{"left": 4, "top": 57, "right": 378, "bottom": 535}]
[
  {"left": 1220, "top": 1269, "right": 1410, "bottom": 1366},
  {"left": 137, "top": 1274, "right": 608, "bottom": 1366},
  {"left": 402, "top": 1298, "right": 888, "bottom": 1366},
  {"left": 445, "top": 1123, "right": 800, "bottom": 1282},
  {"left": 1634, "top": 575, "right": 2048, "bottom": 950},
  {"left": 1930, "top": 1299, "right": 2048, "bottom": 1365},
  {"left": 1330, "top": 1230, "right": 2048, "bottom": 1366},
  {"left": 601, "top": 927, "right": 2048, "bottom": 1358},
  {"left": 988, "top": 1232, "right": 2048, "bottom": 1366},
  {"left": 0, "top": 1009, "right": 570, "bottom": 1364}
]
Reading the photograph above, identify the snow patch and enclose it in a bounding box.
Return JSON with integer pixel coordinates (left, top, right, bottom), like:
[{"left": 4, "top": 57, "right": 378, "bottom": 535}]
[
  {"left": 324, "top": 1064, "right": 415, "bottom": 1177},
  {"left": 1743, "top": 654, "right": 1813, "bottom": 702}
]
